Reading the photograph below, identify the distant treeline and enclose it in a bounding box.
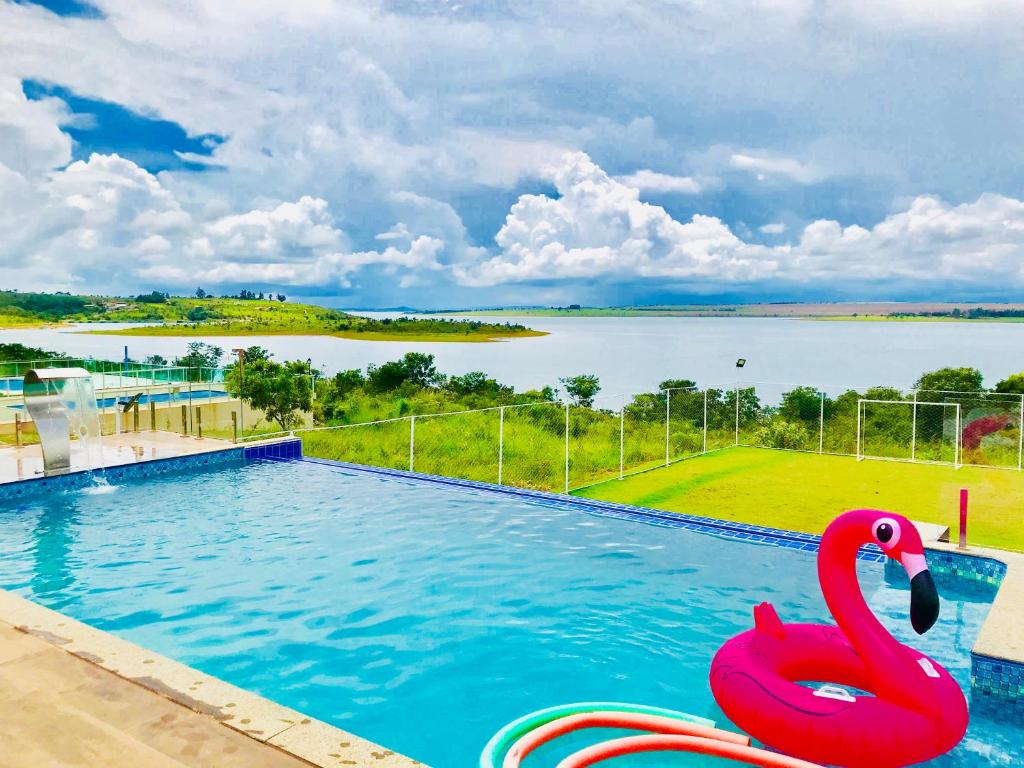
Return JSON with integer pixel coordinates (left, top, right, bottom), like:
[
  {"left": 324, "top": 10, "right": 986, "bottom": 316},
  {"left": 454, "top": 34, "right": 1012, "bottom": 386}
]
[{"left": 888, "top": 307, "right": 1024, "bottom": 319}]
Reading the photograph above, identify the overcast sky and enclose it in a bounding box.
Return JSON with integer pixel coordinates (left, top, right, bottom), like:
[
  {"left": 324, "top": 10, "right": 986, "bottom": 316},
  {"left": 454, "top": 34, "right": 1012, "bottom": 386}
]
[{"left": 2, "top": 0, "right": 1024, "bottom": 308}]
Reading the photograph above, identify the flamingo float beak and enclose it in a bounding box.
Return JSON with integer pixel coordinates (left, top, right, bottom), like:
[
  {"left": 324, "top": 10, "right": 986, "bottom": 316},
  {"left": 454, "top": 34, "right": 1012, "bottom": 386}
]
[{"left": 902, "top": 552, "right": 939, "bottom": 634}]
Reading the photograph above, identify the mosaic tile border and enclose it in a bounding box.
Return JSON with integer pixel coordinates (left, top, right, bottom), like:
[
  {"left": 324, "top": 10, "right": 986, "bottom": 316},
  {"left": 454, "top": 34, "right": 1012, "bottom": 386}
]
[
  {"left": 243, "top": 438, "right": 303, "bottom": 462},
  {"left": 0, "top": 447, "right": 244, "bottom": 502},
  {"left": 885, "top": 548, "right": 1007, "bottom": 587},
  {"left": 972, "top": 654, "right": 1024, "bottom": 722}
]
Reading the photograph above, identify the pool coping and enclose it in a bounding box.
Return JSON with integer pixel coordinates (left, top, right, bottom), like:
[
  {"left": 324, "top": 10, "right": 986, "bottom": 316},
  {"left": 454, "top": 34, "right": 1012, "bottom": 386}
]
[{"left": 0, "top": 589, "right": 425, "bottom": 768}]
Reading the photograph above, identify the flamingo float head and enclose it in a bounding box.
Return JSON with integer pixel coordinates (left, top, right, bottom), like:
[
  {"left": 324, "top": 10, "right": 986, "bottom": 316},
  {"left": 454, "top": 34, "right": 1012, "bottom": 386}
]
[{"left": 826, "top": 510, "right": 940, "bottom": 635}]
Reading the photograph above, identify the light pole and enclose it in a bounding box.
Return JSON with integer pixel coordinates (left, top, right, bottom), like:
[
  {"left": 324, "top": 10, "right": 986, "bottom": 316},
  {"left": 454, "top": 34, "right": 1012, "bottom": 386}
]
[{"left": 232, "top": 348, "right": 245, "bottom": 433}]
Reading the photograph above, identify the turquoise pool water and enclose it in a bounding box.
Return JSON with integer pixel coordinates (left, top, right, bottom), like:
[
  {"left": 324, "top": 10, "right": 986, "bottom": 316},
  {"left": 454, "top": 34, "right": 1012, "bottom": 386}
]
[{"left": 0, "top": 459, "right": 1019, "bottom": 766}]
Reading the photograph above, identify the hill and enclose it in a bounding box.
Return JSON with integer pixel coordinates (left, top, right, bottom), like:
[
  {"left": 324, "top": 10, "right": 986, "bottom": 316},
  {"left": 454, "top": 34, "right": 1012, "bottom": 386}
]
[{"left": 0, "top": 291, "right": 544, "bottom": 342}]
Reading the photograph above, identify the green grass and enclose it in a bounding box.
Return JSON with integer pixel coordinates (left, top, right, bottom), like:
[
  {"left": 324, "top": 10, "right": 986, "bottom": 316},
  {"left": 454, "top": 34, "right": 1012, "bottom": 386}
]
[
  {"left": 299, "top": 406, "right": 706, "bottom": 492},
  {"left": 574, "top": 446, "right": 1024, "bottom": 552}
]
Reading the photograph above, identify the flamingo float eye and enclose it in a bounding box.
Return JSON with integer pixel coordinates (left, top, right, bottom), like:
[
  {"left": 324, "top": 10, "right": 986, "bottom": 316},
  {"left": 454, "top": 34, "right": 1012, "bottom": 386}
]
[{"left": 873, "top": 518, "right": 901, "bottom": 549}]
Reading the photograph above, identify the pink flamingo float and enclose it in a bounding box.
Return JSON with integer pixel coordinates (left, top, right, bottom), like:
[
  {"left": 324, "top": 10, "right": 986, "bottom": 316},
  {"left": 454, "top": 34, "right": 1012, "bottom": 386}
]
[{"left": 711, "top": 509, "right": 968, "bottom": 767}]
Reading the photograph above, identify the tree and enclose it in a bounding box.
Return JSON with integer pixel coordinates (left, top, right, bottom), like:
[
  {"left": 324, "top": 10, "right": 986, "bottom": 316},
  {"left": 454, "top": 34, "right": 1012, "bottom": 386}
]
[
  {"left": 331, "top": 368, "right": 366, "bottom": 396},
  {"left": 368, "top": 352, "right": 441, "bottom": 391},
  {"left": 135, "top": 291, "right": 168, "bottom": 304},
  {"left": 195, "top": 287, "right": 208, "bottom": 299},
  {"left": 560, "top": 374, "right": 601, "bottom": 407},
  {"left": 226, "top": 359, "right": 312, "bottom": 431},
  {"left": 240, "top": 346, "right": 272, "bottom": 364},
  {"left": 994, "top": 374, "right": 1024, "bottom": 394},
  {"left": 173, "top": 342, "right": 224, "bottom": 373},
  {"left": 276, "top": 293, "right": 286, "bottom": 302},
  {"left": 447, "top": 371, "right": 510, "bottom": 399},
  {"left": 914, "top": 367, "right": 984, "bottom": 396},
  {"left": 143, "top": 354, "right": 168, "bottom": 366},
  {"left": 187, "top": 306, "right": 213, "bottom": 321},
  {"left": 779, "top": 386, "right": 829, "bottom": 425}
]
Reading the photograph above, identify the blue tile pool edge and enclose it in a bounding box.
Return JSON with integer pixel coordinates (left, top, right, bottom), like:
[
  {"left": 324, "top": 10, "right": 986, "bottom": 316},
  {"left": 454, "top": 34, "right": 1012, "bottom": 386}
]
[
  {"left": 0, "top": 437, "right": 302, "bottom": 502},
  {"left": 1, "top": 446, "right": 245, "bottom": 500}
]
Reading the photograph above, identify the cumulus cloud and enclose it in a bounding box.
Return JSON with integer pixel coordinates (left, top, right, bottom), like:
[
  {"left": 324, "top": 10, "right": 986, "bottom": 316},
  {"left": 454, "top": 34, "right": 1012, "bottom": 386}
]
[
  {"left": 759, "top": 222, "right": 787, "bottom": 234},
  {"left": 0, "top": 148, "right": 448, "bottom": 293},
  {"left": 0, "top": 76, "right": 73, "bottom": 176},
  {"left": 729, "top": 152, "right": 824, "bottom": 184},
  {"left": 615, "top": 169, "right": 702, "bottom": 195},
  {"left": 1, "top": 1, "right": 1024, "bottom": 304},
  {"left": 457, "top": 152, "right": 1024, "bottom": 291}
]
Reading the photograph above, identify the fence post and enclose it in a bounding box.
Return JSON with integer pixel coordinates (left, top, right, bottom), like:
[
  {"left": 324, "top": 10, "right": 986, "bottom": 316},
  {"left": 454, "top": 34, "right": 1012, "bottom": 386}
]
[
  {"left": 150, "top": 400, "right": 156, "bottom": 431},
  {"left": 855, "top": 400, "right": 862, "bottom": 460},
  {"left": 14, "top": 413, "right": 21, "bottom": 447},
  {"left": 911, "top": 390, "right": 918, "bottom": 462},
  {"left": 665, "top": 389, "right": 670, "bottom": 466},
  {"left": 409, "top": 415, "right": 416, "bottom": 472},
  {"left": 498, "top": 406, "right": 505, "bottom": 485},
  {"left": 564, "top": 403, "right": 570, "bottom": 494},
  {"left": 620, "top": 406, "right": 625, "bottom": 480},
  {"left": 181, "top": 404, "right": 188, "bottom": 436},
  {"left": 734, "top": 386, "right": 740, "bottom": 446},
  {"left": 818, "top": 390, "right": 824, "bottom": 454},
  {"left": 231, "top": 411, "right": 238, "bottom": 444},
  {"left": 196, "top": 407, "right": 202, "bottom": 439},
  {"left": 702, "top": 389, "right": 708, "bottom": 454},
  {"left": 1019, "top": 394, "right": 1023, "bottom": 471},
  {"left": 954, "top": 404, "right": 961, "bottom": 469},
  {"left": 133, "top": 402, "right": 140, "bottom": 433}
]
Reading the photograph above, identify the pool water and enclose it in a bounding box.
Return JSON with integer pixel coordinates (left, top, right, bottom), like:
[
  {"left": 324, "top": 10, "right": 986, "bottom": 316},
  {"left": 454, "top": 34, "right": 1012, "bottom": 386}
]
[
  {"left": 0, "top": 459, "right": 1019, "bottom": 767},
  {"left": 5, "top": 387, "right": 228, "bottom": 410}
]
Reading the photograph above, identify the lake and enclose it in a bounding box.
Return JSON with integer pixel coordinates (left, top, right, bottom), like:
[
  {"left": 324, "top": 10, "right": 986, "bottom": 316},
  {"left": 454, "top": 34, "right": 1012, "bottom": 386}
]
[{"left": 4, "top": 315, "right": 1023, "bottom": 405}]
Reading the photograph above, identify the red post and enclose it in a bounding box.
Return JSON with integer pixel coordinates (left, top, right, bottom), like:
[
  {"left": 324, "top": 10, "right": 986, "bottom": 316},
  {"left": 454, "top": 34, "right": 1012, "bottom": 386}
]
[{"left": 958, "top": 488, "right": 968, "bottom": 550}]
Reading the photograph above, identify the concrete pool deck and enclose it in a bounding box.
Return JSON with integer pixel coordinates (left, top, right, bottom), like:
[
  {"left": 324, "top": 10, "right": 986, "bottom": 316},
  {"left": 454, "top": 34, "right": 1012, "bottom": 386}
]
[
  {"left": 0, "top": 432, "right": 235, "bottom": 484},
  {"left": 0, "top": 589, "right": 425, "bottom": 767}
]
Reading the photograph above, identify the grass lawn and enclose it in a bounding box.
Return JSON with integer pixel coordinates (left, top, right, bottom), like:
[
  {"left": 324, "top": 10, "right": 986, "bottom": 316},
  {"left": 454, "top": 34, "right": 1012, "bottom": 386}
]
[{"left": 574, "top": 446, "right": 1024, "bottom": 552}]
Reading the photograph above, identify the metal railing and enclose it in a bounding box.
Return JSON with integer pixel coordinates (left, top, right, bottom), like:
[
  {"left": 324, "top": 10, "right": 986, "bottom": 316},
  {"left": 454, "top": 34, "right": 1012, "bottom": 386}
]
[{"left": 227, "top": 381, "right": 1024, "bottom": 494}]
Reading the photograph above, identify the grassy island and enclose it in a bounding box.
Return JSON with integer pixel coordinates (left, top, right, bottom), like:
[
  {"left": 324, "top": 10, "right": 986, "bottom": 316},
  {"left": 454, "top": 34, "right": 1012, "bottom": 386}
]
[{"left": 0, "top": 291, "right": 545, "bottom": 342}]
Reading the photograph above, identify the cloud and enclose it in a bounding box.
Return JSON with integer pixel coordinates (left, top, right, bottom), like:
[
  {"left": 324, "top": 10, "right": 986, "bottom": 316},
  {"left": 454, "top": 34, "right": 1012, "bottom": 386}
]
[
  {"left": 0, "top": 150, "right": 448, "bottom": 294},
  {"left": 729, "top": 152, "right": 824, "bottom": 184},
  {"left": 201, "top": 197, "right": 345, "bottom": 261},
  {"left": 1, "top": 1, "right": 1024, "bottom": 305},
  {"left": 458, "top": 152, "right": 1024, "bottom": 292},
  {"left": 615, "top": 169, "right": 702, "bottom": 195},
  {"left": 759, "top": 222, "right": 787, "bottom": 234},
  {"left": 0, "top": 76, "right": 73, "bottom": 175}
]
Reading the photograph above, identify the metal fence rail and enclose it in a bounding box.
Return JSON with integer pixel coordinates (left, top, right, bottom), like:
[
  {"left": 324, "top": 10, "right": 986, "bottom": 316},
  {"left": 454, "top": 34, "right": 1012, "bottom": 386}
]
[{"left": 253, "top": 382, "right": 1024, "bottom": 493}]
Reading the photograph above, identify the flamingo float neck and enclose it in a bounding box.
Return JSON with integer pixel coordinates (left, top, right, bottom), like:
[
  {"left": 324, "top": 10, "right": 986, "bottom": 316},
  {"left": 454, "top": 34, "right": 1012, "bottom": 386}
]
[{"left": 817, "top": 510, "right": 937, "bottom": 716}]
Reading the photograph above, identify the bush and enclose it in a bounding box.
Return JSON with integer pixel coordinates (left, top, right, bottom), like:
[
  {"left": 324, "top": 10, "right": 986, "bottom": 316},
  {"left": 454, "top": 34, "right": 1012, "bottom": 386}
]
[{"left": 755, "top": 418, "right": 811, "bottom": 449}]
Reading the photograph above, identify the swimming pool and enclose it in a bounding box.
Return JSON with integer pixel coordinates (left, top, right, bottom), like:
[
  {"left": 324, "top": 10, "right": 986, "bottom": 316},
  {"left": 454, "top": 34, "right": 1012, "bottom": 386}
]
[
  {"left": 4, "top": 387, "right": 228, "bottom": 410},
  {"left": 0, "top": 457, "right": 1019, "bottom": 766}
]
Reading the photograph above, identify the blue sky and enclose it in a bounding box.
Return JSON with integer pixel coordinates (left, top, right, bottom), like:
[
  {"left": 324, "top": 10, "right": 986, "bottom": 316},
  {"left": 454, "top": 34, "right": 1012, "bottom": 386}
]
[{"left": 1, "top": 0, "right": 1023, "bottom": 308}]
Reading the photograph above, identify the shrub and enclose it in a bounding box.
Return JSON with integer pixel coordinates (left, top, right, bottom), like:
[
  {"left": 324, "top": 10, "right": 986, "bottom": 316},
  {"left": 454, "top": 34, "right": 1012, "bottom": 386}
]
[{"left": 755, "top": 418, "right": 811, "bottom": 449}]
